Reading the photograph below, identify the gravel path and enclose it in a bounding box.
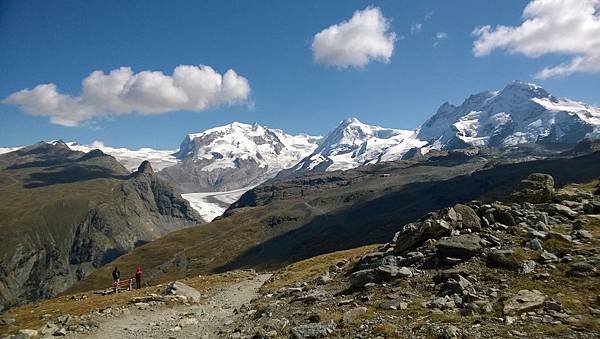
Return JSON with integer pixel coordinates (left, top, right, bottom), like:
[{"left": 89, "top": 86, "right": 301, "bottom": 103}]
[{"left": 72, "top": 274, "right": 271, "bottom": 339}]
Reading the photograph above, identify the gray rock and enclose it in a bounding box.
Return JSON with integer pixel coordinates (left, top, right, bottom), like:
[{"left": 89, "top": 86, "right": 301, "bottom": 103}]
[
  {"left": 547, "top": 204, "right": 577, "bottom": 218},
  {"left": 574, "top": 229, "right": 593, "bottom": 240},
  {"left": 493, "top": 208, "right": 516, "bottom": 226},
  {"left": 164, "top": 281, "right": 201, "bottom": 303},
  {"left": 397, "top": 267, "right": 413, "bottom": 278},
  {"left": 568, "top": 262, "right": 596, "bottom": 277},
  {"left": 527, "top": 238, "right": 543, "bottom": 251},
  {"left": 511, "top": 173, "right": 555, "bottom": 204},
  {"left": 453, "top": 204, "right": 481, "bottom": 230},
  {"left": 13, "top": 329, "right": 38, "bottom": 338},
  {"left": 0, "top": 318, "right": 15, "bottom": 326},
  {"left": 539, "top": 251, "right": 558, "bottom": 262},
  {"left": 487, "top": 250, "right": 520, "bottom": 270},
  {"left": 440, "top": 325, "right": 460, "bottom": 339},
  {"left": 342, "top": 307, "right": 367, "bottom": 324},
  {"left": 518, "top": 260, "right": 537, "bottom": 274},
  {"left": 436, "top": 234, "right": 482, "bottom": 259},
  {"left": 290, "top": 320, "right": 336, "bottom": 338},
  {"left": 503, "top": 290, "right": 546, "bottom": 315},
  {"left": 349, "top": 269, "right": 375, "bottom": 288}
]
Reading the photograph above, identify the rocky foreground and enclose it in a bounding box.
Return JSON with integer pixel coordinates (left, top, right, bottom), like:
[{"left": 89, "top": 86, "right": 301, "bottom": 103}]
[
  {"left": 226, "top": 173, "right": 600, "bottom": 338},
  {"left": 1, "top": 173, "right": 599, "bottom": 338}
]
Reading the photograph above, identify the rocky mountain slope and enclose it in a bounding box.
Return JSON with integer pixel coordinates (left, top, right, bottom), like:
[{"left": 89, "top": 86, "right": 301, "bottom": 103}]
[
  {"left": 0, "top": 142, "right": 201, "bottom": 311},
  {"left": 158, "top": 122, "right": 321, "bottom": 193},
  {"left": 224, "top": 174, "right": 600, "bottom": 338},
  {"left": 68, "top": 143, "right": 600, "bottom": 294}
]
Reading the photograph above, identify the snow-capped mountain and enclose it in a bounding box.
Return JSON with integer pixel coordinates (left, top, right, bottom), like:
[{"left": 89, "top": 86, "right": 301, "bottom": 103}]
[
  {"left": 418, "top": 81, "right": 600, "bottom": 149},
  {"left": 66, "top": 141, "right": 178, "bottom": 171},
  {"left": 158, "top": 122, "right": 322, "bottom": 192},
  {"left": 0, "top": 141, "right": 178, "bottom": 171},
  {"left": 288, "top": 117, "right": 426, "bottom": 173}
]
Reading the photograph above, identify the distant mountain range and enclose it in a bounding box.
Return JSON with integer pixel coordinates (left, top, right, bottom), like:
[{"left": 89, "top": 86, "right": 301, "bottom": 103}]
[{"left": 2, "top": 81, "right": 599, "bottom": 221}]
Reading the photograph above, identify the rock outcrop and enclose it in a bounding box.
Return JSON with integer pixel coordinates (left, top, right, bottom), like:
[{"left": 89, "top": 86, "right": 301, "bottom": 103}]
[{"left": 0, "top": 143, "right": 201, "bottom": 311}]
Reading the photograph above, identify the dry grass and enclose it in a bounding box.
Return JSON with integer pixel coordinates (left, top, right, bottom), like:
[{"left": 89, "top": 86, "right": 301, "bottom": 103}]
[
  {"left": 261, "top": 244, "right": 378, "bottom": 293},
  {"left": 0, "top": 270, "right": 254, "bottom": 336}
]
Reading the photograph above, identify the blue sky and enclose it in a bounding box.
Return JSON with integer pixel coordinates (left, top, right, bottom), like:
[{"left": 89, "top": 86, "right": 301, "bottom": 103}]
[{"left": 1, "top": 0, "right": 599, "bottom": 149}]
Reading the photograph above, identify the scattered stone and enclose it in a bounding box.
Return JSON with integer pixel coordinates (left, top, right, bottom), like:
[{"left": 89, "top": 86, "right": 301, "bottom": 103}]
[
  {"left": 503, "top": 290, "right": 546, "bottom": 315},
  {"left": 316, "top": 271, "right": 331, "bottom": 285},
  {"left": 574, "top": 229, "right": 593, "bottom": 240},
  {"left": 518, "top": 260, "right": 536, "bottom": 274},
  {"left": 14, "top": 329, "right": 38, "bottom": 338},
  {"left": 349, "top": 269, "right": 375, "bottom": 288},
  {"left": 547, "top": 204, "right": 577, "bottom": 218},
  {"left": 342, "top": 307, "right": 368, "bottom": 324},
  {"left": 526, "top": 239, "right": 543, "bottom": 251},
  {"left": 164, "top": 281, "right": 201, "bottom": 303},
  {"left": 453, "top": 204, "right": 481, "bottom": 230},
  {"left": 436, "top": 234, "right": 482, "bottom": 259},
  {"left": 440, "top": 325, "right": 460, "bottom": 339},
  {"left": 290, "top": 320, "right": 336, "bottom": 338},
  {"left": 0, "top": 318, "right": 15, "bottom": 326},
  {"left": 568, "top": 262, "right": 596, "bottom": 277}
]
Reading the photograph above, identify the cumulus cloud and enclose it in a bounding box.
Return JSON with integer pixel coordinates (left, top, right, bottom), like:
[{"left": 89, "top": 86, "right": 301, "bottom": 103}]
[
  {"left": 311, "top": 6, "right": 397, "bottom": 68},
  {"left": 3, "top": 65, "right": 251, "bottom": 126},
  {"left": 472, "top": 0, "right": 600, "bottom": 78}
]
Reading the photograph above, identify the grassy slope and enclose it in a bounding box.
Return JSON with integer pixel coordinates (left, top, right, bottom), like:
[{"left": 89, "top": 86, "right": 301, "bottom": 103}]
[{"left": 71, "top": 152, "right": 600, "bottom": 294}]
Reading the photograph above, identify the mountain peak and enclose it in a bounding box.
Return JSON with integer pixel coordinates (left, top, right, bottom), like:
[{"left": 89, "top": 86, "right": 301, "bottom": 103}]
[
  {"left": 499, "top": 80, "right": 550, "bottom": 99},
  {"left": 136, "top": 160, "right": 154, "bottom": 176},
  {"left": 418, "top": 81, "right": 599, "bottom": 148}
]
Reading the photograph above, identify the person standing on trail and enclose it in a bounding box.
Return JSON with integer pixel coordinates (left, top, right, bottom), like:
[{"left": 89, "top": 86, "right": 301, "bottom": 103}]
[
  {"left": 112, "top": 267, "right": 120, "bottom": 283},
  {"left": 135, "top": 266, "right": 143, "bottom": 289}
]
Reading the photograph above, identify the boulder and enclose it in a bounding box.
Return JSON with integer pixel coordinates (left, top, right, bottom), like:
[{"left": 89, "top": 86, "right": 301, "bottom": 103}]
[
  {"left": 503, "top": 289, "right": 546, "bottom": 315},
  {"left": 486, "top": 250, "right": 520, "bottom": 270},
  {"left": 453, "top": 204, "right": 481, "bottom": 230},
  {"left": 511, "top": 173, "right": 555, "bottom": 204},
  {"left": 290, "top": 320, "right": 336, "bottom": 338},
  {"left": 547, "top": 204, "right": 577, "bottom": 218},
  {"left": 164, "top": 281, "right": 201, "bottom": 303},
  {"left": 436, "top": 234, "right": 482, "bottom": 259},
  {"left": 493, "top": 208, "right": 516, "bottom": 226},
  {"left": 349, "top": 269, "right": 375, "bottom": 288}
]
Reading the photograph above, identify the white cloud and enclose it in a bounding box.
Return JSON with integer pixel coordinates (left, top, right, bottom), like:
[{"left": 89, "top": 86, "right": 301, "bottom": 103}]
[
  {"left": 433, "top": 32, "right": 448, "bottom": 47},
  {"left": 311, "top": 6, "right": 396, "bottom": 68},
  {"left": 472, "top": 0, "right": 600, "bottom": 78},
  {"left": 3, "top": 65, "right": 251, "bottom": 126},
  {"left": 410, "top": 23, "right": 423, "bottom": 35}
]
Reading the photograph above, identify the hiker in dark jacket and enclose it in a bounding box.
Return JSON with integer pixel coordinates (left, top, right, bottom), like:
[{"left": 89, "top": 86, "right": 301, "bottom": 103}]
[
  {"left": 112, "top": 267, "right": 120, "bottom": 283},
  {"left": 135, "top": 266, "right": 143, "bottom": 289}
]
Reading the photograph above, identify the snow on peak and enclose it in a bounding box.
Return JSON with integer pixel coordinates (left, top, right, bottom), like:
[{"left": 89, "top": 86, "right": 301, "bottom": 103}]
[
  {"left": 66, "top": 141, "right": 178, "bottom": 171},
  {"left": 293, "top": 117, "right": 425, "bottom": 172},
  {"left": 418, "top": 81, "right": 600, "bottom": 147},
  {"left": 177, "top": 121, "right": 321, "bottom": 173}
]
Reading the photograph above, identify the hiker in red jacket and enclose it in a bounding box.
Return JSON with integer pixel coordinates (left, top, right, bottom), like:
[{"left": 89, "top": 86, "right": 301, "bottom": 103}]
[{"left": 135, "top": 266, "right": 143, "bottom": 289}]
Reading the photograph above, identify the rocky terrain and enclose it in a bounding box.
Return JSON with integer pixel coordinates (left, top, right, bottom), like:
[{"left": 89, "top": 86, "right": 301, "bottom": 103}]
[
  {"left": 1, "top": 173, "right": 598, "bottom": 338},
  {"left": 221, "top": 174, "right": 600, "bottom": 338},
  {"left": 0, "top": 142, "right": 201, "bottom": 311}
]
